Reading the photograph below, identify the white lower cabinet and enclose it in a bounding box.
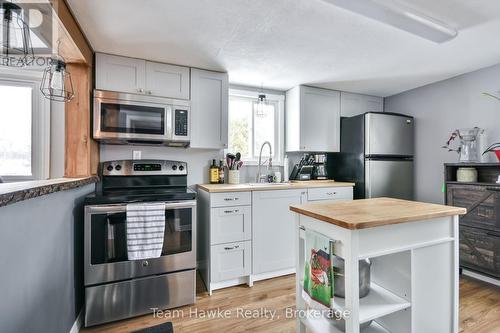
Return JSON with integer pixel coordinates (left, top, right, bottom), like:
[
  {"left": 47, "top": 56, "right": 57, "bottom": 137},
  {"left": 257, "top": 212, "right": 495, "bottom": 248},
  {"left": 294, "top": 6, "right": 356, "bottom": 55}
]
[
  {"left": 198, "top": 186, "right": 353, "bottom": 294},
  {"left": 210, "top": 241, "right": 251, "bottom": 282},
  {"left": 252, "top": 189, "right": 307, "bottom": 276}
]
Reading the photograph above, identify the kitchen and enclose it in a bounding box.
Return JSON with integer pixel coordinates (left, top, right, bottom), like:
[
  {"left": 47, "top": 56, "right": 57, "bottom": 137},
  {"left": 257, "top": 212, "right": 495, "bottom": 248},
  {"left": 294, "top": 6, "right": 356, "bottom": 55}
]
[{"left": 0, "top": 1, "right": 499, "bottom": 333}]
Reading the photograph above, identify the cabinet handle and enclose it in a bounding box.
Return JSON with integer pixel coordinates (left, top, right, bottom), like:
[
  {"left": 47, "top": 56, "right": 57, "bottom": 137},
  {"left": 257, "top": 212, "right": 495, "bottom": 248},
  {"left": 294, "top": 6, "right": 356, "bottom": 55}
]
[
  {"left": 137, "top": 88, "right": 144, "bottom": 93},
  {"left": 326, "top": 192, "right": 336, "bottom": 196},
  {"left": 147, "top": 90, "right": 152, "bottom": 95},
  {"left": 224, "top": 245, "right": 240, "bottom": 251},
  {"left": 223, "top": 198, "right": 234, "bottom": 201},
  {"left": 224, "top": 210, "right": 239, "bottom": 214}
]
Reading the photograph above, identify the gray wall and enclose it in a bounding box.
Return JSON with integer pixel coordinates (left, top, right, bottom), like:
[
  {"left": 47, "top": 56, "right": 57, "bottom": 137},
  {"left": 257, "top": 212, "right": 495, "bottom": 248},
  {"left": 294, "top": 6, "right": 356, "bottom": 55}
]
[
  {"left": 385, "top": 63, "right": 500, "bottom": 204},
  {"left": 0, "top": 184, "right": 94, "bottom": 333}
]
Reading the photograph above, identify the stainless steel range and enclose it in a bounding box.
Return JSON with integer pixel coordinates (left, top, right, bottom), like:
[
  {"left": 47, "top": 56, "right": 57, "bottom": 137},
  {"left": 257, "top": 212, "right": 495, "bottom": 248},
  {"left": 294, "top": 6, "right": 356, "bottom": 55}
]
[{"left": 83, "top": 160, "right": 196, "bottom": 327}]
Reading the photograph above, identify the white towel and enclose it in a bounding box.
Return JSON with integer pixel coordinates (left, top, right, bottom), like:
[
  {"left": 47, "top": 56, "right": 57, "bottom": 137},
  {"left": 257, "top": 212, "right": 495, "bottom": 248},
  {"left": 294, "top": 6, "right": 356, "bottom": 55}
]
[{"left": 126, "top": 203, "right": 166, "bottom": 260}]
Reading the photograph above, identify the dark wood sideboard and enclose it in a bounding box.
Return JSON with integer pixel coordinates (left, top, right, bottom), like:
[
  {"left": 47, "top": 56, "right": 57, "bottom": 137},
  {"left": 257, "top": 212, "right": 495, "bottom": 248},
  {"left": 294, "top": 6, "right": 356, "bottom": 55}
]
[{"left": 444, "top": 163, "right": 500, "bottom": 279}]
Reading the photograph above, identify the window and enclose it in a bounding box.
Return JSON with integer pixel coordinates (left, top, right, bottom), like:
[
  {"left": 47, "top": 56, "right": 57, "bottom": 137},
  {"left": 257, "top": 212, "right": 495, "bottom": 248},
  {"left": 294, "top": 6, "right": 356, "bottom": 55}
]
[
  {"left": 0, "top": 71, "right": 49, "bottom": 182},
  {"left": 228, "top": 88, "right": 284, "bottom": 165}
]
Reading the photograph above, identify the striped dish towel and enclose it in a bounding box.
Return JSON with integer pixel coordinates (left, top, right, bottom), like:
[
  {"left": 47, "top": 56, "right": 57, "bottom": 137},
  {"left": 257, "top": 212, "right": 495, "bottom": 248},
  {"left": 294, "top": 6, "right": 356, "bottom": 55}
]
[{"left": 126, "top": 203, "right": 166, "bottom": 260}]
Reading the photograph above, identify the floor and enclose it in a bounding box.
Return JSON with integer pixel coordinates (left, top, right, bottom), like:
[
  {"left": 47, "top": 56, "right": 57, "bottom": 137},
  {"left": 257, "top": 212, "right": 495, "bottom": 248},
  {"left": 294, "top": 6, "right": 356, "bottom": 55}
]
[{"left": 82, "top": 274, "right": 500, "bottom": 333}]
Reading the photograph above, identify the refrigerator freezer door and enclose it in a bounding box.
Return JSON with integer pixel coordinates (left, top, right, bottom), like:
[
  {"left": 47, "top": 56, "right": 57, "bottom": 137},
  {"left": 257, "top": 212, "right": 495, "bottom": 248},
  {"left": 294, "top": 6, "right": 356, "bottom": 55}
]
[
  {"left": 365, "top": 113, "right": 414, "bottom": 156},
  {"left": 365, "top": 159, "right": 414, "bottom": 200}
]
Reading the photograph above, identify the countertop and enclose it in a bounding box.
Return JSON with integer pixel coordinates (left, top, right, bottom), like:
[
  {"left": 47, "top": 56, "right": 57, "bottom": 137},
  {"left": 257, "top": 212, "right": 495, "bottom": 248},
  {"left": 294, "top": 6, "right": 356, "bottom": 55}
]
[
  {"left": 197, "top": 180, "right": 355, "bottom": 193},
  {"left": 289, "top": 197, "right": 467, "bottom": 230},
  {"left": 0, "top": 177, "right": 98, "bottom": 208}
]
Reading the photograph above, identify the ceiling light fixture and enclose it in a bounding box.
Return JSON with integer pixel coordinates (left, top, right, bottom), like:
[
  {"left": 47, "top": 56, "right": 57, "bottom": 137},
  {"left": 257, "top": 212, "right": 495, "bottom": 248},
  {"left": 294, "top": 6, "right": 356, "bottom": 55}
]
[
  {"left": 40, "top": 41, "right": 74, "bottom": 102},
  {"left": 256, "top": 83, "right": 268, "bottom": 118},
  {"left": 0, "top": 0, "right": 34, "bottom": 66},
  {"left": 322, "top": 0, "right": 458, "bottom": 43}
]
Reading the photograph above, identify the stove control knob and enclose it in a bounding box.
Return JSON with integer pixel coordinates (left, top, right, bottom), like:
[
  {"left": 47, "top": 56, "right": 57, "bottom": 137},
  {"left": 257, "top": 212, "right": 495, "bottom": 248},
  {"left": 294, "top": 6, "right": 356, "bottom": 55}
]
[
  {"left": 106, "top": 165, "right": 114, "bottom": 171},
  {"left": 179, "top": 165, "right": 185, "bottom": 171},
  {"left": 171, "top": 165, "right": 177, "bottom": 170},
  {"left": 115, "top": 164, "right": 122, "bottom": 171}
]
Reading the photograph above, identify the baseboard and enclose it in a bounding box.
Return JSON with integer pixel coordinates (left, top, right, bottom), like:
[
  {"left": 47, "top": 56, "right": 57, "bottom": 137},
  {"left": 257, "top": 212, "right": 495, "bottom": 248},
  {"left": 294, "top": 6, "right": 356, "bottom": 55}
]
[
  {"left": 69, "top": 309, "right": 84, "bottom": 333},
  {"left": 462, "top": 269, "right": 500, "bottom": 287},
  {"left": 252, "top": 268, "right": 295, "bottom": 282}
]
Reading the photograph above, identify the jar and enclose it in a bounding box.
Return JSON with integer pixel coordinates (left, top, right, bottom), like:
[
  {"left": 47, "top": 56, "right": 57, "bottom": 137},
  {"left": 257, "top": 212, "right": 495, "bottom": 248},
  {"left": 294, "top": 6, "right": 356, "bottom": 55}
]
[
  {"left": 228, "top": 170, "right": 240, "bottom": 184},
  {"left": 457, "top": 167, "right": 478, "bottom": 183}
]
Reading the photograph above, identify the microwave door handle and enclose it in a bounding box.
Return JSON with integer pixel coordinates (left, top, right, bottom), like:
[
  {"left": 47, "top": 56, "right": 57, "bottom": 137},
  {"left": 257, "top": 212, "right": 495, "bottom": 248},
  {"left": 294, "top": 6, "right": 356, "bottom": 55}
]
[{"left": 166, "top": 106, "right": 172, "bottom": 138}]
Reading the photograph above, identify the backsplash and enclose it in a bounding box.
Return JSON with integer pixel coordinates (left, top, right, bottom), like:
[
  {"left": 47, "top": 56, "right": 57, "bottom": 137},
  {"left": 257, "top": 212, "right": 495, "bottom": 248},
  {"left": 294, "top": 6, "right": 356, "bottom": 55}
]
[{"left": 100, "top": 145, "right": 284, "bottom": 186}]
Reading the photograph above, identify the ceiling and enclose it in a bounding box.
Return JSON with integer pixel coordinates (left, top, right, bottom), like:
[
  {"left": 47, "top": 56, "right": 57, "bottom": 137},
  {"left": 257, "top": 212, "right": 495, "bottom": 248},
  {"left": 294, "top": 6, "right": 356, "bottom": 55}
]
[{"left": 67, "top": 0, "right": 500, "bottom": 97}]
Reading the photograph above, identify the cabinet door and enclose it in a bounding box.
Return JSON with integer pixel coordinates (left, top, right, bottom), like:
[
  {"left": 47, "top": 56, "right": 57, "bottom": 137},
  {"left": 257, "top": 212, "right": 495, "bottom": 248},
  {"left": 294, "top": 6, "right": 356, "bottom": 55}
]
[
  {"left": 446, "top": 185, "right": 500, "bottom": 231},
  {"left": 252, "top": 189, "right": 306, "bottom": 274},
  {"left": 300, "top": 86, "right": 340, "bottom": 152},
  {"left": 190, "top": 69, "right": 228, "bottom": 149},
  {"left": 145, "top": 61, "right": 190, "bottom": 99},
  {"left": 210, "top": 241, "right": 251, "bottom": 282},
  {"left": 340, "top": 92, "right": 383, "bottom": 117},
  {"left": 459, "top": 225, "right": 500, "bottom": 278},
  {"left": 210, "top": 206, "right": 252, "bottom": 245},
  {"left": 95, "top": 53, "right": 146, "bottom": 94}
]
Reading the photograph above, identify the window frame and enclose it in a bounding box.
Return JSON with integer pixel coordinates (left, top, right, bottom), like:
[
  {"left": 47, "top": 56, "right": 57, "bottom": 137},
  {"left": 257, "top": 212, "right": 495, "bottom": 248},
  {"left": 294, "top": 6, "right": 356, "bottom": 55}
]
[
  {"left": 228, "top": 88, "right": 285, "bottom": 166},
  {"left": 0, "top": 69, "right": 50, "bottom": 182}
]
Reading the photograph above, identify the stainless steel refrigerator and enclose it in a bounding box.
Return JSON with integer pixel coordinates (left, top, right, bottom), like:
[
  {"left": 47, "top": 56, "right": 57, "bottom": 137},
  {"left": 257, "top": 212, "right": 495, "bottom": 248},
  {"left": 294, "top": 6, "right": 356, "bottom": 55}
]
[{"left": 327, "top": 112, "right": 414, "bottom": 200}]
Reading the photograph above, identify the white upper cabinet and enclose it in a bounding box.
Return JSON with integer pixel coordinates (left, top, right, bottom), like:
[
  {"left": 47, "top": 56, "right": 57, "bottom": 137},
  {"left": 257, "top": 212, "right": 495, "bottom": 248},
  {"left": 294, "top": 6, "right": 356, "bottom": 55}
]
[
  {"left": 145, "top": 61, "right": 190, "bottom": 99},
  {"left": 96, "top": 53, "right": 146, "bottom": 94},
  {"left": 286, "top": 85, "right": 340, "bottom": 152},
  {"left": 190, "top": 69, "right": 228, "bottom": 149},
  {"left": 95, "top": 53, "right": 190, "bottom": 99},
  {"left": 340, "top": 92, "right": 384, "bottom": 117}
]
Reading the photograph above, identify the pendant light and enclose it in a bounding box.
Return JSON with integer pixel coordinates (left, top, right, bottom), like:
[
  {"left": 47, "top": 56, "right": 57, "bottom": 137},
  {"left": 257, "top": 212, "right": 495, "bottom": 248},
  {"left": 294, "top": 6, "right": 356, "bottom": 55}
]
[
  {"left": 0, "top": 0, "right": 34, "bottom": 66},
  {"left": 256, "top": 83, "right": 268, "bottom": 118},
  {"left": 40, "top": 41, "right": 74, "bottom": 102}
]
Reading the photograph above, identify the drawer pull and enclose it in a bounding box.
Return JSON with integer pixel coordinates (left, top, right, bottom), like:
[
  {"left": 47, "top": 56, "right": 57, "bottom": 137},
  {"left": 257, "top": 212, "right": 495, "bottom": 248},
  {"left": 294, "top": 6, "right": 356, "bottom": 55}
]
[
  {"left": 223, "top": 209, "right": 239, "bottom": 214},
  {"left": 224, "top": 245, "right": 240, "bottom": 251},
  {"left": 326, "top": 192, "right": 336, "bottom": 195},
  {"left": 223, "top": 197, "right": 239, "bottom": 201}
]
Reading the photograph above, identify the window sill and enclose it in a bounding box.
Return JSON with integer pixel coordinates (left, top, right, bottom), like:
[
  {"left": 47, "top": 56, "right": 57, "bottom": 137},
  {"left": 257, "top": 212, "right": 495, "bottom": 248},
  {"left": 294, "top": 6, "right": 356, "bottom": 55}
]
[{"left": 0, "top": 176, "right": 98, "bottom": 208}]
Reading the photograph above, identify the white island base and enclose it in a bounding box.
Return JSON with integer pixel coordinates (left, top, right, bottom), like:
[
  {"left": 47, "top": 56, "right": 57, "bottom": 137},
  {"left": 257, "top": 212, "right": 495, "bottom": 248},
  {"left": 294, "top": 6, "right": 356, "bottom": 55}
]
[{"left": 291, "top": 198, "right": 466, "bottom": 333}]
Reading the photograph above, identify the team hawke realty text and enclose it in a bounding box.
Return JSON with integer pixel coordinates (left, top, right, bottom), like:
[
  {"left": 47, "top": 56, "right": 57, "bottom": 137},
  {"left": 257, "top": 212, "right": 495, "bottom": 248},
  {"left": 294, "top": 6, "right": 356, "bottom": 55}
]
[{"left": 151, "top": 307, "right": 351, "bottom": 321}]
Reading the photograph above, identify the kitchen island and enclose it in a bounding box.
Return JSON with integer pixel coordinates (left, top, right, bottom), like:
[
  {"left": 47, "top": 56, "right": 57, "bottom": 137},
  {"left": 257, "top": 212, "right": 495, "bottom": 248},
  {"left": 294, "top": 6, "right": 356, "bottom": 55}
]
[{"left": 290, "top": 197, "right": 466, "bottom": 333}]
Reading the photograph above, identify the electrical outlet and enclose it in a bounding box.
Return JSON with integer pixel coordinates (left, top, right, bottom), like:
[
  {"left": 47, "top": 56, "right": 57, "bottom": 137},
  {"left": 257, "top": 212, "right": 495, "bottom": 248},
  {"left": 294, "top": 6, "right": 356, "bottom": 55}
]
[{"left": 133, "top": 150, "right": 142, "bottom": 160}]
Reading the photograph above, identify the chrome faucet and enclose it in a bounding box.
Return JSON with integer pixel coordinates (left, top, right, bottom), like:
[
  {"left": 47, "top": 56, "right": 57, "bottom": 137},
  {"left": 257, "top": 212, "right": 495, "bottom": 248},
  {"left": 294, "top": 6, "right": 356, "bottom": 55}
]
[{"left": 256, "top": 141, "right": 273, "bottom": 183}]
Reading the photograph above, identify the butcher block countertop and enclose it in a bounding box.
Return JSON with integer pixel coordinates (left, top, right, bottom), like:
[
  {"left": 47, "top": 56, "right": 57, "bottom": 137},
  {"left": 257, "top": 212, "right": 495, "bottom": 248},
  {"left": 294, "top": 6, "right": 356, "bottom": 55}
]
[
  {"left": 197, "top": 180, "right": 355, "bottom": 193},
  {"left": 290, "top": 197, "right": 467, "bottom": 230}
]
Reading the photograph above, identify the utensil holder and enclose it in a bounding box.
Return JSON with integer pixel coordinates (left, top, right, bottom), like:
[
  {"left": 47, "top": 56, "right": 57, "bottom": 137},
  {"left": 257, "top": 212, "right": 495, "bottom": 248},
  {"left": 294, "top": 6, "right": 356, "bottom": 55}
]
[{"left": 228, "top": 170, "right": 240, "bottom": 184}]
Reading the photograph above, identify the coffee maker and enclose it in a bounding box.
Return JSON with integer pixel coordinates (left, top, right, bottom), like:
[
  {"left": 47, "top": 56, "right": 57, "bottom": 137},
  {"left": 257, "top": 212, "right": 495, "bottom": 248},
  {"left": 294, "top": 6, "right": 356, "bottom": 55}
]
[{"left": 312, "top": 154, "right": 328, "bottom": 180}]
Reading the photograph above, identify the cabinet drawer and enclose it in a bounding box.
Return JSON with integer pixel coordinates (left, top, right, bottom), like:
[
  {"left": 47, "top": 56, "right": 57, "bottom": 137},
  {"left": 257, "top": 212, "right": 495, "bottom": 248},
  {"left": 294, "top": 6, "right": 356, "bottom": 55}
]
[
  {"left": 211, "top": 192, "right": 251, "bottom": 207},
  {"left": 459, "top": 226, "right": 500, "bottom": 278},
  {"left": 210, "top": 241, "right": 251, "bottom": 282},
  {"left": 210, "top": 206, "right": 251, "bottom": 245},
  {"left": 447, "top": 185, "right": 500, "bottom": 231},
  {"left": 307, "top": 186, "right": 353, "bottom": 201}
]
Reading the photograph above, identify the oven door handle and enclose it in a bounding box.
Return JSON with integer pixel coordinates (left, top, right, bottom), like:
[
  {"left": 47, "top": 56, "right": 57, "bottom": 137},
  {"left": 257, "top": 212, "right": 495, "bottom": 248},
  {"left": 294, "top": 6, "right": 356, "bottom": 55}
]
[{"left": 86, "top": 200, "right": 197, "bottom": 214}]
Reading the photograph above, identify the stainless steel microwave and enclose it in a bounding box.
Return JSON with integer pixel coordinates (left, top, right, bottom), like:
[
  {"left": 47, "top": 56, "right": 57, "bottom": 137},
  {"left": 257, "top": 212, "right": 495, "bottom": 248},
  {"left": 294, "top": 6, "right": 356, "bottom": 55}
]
[{"left": 93, "top": 90, "right": 190, "bottom": 147}]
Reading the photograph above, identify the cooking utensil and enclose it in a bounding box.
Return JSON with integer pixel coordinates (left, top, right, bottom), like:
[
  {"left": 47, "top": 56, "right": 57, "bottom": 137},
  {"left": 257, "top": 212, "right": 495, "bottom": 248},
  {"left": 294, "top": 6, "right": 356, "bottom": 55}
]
[
  {"left": 237, "top": 161, "right": 243, "bottom": 170},
  {"left": 332, "top": 256, "right": 371, "bottom": 298},
  {"left": 226, "top": 153, "right": 236, "bottom": 170}
]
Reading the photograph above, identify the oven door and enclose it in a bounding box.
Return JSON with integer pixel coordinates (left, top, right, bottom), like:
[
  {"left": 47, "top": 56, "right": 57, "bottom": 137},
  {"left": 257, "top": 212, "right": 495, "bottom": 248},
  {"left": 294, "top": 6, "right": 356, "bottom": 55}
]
[
  {"left": 84, "top": 200, "right": 196, "bottom": 286},
  {"left": 93, "top": 95, "right": 170, "bottom": 142}
]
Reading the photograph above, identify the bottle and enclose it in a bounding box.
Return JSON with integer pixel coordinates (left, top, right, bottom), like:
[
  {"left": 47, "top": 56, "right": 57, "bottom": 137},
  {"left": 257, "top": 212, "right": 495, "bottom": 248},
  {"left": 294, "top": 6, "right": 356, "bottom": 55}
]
[
  {"left": 209, "top": 159, "right": 219, "bottom": 184},
  {"left": 218, "top": 160, "right": 225, "bottom": 184}
]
